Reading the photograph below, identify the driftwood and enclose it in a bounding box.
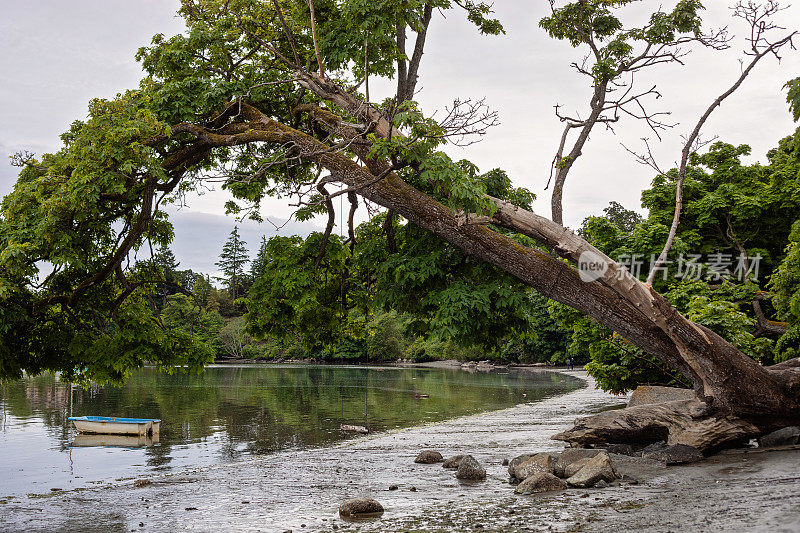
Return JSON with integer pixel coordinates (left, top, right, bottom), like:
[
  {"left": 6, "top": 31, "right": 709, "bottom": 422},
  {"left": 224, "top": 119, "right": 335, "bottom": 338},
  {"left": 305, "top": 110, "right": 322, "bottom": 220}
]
[
  {"left": 340, "top": 424, "right": 369, "bottom": 434},
  {"left": 552, "top": 399, "right": 761, "bottom": 453}
]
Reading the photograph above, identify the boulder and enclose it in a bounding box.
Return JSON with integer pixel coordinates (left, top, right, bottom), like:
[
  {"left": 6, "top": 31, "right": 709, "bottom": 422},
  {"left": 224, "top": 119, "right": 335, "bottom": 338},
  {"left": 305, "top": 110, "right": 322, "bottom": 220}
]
[
  {"left": 512, "top": 453, "right": 555, "bottom": 480},
  {"left": 606, "top": 453, "right": 666, "bottom": 483},
  {"left": 605, "top": 443, "right": 638, "bottom": 456},
  {"left": 565, "top": 452, "right": 619, "bottom": 488},
  {"left": 514, "top": 473, "right": 567, "bottom": 494},
  {"left": 442, "top": 455, "right": 468, "bottom": 469},
  {"left": 759, "top": 426, "right": 800, "bottom": 447},
  {"left": 338, "top": 498, "right": 384, "bottom": 518},
  {"left": 507, "top": 454, "right": 534, "bottom": 477},
  {"left": 563, "top": 457, "right": 591, "bottom": 478},
  {"left": 553, "top": 448, "right": 602, "bottom": 478},
  {"left": 455, "top": 455, "right": 486, "bottom": 481},
  {"left": 639, "top": 441, "right": 668, "bottom": 455},
  {"left": 627, "top": 386, "right": 696, "bottom": 408},
  {"left": 414, "top": 450, "right": 443, "bottom": 464},
  {"left": 642, "top": 444, "right": 703, "bottom": 465}
]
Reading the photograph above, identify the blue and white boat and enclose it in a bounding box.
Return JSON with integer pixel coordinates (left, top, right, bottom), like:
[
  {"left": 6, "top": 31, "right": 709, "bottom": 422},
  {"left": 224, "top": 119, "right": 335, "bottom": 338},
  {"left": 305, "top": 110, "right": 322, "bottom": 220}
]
[{"left": 68, "top": 416, "right": 160, "bottom": 436}]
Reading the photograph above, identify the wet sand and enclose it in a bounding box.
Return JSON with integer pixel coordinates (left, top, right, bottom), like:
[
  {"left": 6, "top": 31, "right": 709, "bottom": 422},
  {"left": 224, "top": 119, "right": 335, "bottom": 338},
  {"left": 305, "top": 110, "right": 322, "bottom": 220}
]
[{"left": 2, "top": 369, "right": 799, "bottom": 532}]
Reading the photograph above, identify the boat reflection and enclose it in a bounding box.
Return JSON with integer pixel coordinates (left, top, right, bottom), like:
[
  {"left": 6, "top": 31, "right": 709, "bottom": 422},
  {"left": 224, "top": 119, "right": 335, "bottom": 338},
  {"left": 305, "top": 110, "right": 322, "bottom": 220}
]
[{"left": 70, "top": 433, "right": 159, "bottom": 448}]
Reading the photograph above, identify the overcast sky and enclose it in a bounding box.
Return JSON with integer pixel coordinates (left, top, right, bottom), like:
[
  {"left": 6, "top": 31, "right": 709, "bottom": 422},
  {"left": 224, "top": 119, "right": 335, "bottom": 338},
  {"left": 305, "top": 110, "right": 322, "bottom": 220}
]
[{"left": 1, "top": 1, "right": 798, "bottom": 275}]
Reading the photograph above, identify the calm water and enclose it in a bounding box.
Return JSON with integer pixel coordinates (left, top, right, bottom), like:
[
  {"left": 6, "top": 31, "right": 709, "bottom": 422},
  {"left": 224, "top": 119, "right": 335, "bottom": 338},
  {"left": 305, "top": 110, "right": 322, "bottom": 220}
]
[{"left": 0, "top": 365, "right": 580, "bottom": 498}]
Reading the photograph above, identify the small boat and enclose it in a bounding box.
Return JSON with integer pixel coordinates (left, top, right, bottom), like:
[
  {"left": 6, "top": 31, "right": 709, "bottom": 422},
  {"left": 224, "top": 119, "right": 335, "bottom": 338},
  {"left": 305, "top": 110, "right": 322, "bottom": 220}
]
[{"left": 68, "top": 416, "right": 160, "bottom": 436}]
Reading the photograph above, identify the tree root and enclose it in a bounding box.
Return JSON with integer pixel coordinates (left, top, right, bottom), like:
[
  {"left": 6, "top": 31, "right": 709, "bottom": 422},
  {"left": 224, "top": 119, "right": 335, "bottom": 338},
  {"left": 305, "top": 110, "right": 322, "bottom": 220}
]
[{"left": 551, "top": 400, "right": 761, "bottom": 453}]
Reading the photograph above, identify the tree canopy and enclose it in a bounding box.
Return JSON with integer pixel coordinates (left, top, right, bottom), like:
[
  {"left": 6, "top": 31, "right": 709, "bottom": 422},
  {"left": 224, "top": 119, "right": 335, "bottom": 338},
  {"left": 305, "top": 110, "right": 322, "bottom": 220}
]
[{"left": 1, "top": 0, "right": 799, "bottom": 421}]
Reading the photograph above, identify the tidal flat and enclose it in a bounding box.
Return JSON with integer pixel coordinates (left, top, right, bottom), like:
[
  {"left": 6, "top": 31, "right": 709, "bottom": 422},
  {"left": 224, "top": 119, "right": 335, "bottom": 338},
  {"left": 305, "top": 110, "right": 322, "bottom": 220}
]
[{"left": 1, "top": 367, "right": 798, "bottom": 532}]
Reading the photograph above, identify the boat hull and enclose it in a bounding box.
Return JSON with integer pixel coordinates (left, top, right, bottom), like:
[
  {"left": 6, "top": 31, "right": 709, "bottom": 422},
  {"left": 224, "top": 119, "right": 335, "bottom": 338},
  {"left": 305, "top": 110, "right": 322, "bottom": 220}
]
[{"left": 68, "top": 416, "right": 161, "bottom": 436}]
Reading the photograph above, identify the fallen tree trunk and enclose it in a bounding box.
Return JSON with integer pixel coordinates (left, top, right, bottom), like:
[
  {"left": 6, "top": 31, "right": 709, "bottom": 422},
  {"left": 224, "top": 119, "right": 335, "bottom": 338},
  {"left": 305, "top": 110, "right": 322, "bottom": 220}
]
[{"left": 551, "top": 399, "right": 761, "bottom": 453}]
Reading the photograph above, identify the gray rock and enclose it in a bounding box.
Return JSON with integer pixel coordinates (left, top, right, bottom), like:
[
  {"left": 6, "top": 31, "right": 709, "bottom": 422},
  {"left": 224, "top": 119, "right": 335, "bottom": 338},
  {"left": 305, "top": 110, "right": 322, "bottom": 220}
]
[
  {"left": 514, "top": 473, "right": 567, "bottom": 494},
  {"left": 565, "top": 452, "right": 619, "bottom": 488},
  {"left": 442, "top": 454, "right": 468, "bottom": 469},
  {"left": 606, "top": 453, "right": 666, "bottom": 482},
  {"left": 642, "top": 444, "right": 703, "bottom": 465},
  {"left": 606, "top": 443, "right": 638, "bottom": 456},
  {"left": 594, "top": 479, "right": 608, "bottom": 489},
  {"left": 627, "top": 386, "right": 696, "bottom": 408},
  {"left": 338, "top": 498, "right": 384, "bottom": 518},
  {"left": 456, "top": 455, "right": 486, "bottom": 481},
  {"left": 414, "top": 450, "right": 443, "bottom": 464},
  {"left": 639, "top": 441, "right": 668, "bottom": 456},
  {"left": 553, "top": 448, "right": 602, "bottom": 478},
  {"left": 507, "top": 454, "right": 534, "bottom": 477},
  {"left": 513, "top": 453, "right": 555, "bottom": 480},
  {"left": 563, "top": 457, "right": 591, "bottom": 478},
  {"left": 759, "top": 426, "right": 800, "bottom": 447}
]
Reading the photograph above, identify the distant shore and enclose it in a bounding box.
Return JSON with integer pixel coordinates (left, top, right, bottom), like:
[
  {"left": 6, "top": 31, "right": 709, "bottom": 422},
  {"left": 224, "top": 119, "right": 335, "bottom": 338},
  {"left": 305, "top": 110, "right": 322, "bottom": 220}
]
[{"left": 212, "top": 356, "right": 568, "bottom": 372}]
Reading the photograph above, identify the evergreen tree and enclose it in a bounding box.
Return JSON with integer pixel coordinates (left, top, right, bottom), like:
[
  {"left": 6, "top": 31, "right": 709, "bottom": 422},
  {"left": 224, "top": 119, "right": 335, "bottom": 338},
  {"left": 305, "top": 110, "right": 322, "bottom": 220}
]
[
  {"left": 216, "top": 226, "right": 249, "bottom": 301},
  {"left": 250, "top": 236, "right": 270, "bottom": 280},
  {"left": 152, "top": 245, "right": 180, "bottom": 308}
]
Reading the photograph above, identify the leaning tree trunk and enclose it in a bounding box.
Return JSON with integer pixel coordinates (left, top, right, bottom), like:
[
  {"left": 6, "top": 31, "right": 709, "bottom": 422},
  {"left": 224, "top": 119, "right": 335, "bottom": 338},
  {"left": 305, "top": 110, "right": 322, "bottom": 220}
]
[{"left": 169, "top": 76, "right": 800, "bottom": 450}]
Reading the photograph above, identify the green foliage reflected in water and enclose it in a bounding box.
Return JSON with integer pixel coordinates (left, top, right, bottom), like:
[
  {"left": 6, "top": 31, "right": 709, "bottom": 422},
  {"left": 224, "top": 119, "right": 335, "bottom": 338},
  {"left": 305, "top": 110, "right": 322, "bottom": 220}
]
[{"left": 0, "top": 365, "right": 581, "bottom": 494}]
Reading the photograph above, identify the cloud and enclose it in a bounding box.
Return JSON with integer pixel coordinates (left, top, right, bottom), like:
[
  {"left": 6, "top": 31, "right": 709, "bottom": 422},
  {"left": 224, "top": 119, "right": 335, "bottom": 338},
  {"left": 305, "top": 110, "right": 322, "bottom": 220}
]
[
  {"left": 1, "top": 0, "right": 798, "bottom": 234},
  {"left": 167, "top": 210, "right": 323, "bottom": 276}
]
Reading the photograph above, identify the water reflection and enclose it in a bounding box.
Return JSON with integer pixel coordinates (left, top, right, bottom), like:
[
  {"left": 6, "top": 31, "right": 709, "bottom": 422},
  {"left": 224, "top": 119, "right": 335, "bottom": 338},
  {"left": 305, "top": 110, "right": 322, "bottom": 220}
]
[
  {"left": 0, "top": 365, "right": 581, "bottom": 497},
  {"left": 71, "top": 434, "right": 157, "bottom": 448}
]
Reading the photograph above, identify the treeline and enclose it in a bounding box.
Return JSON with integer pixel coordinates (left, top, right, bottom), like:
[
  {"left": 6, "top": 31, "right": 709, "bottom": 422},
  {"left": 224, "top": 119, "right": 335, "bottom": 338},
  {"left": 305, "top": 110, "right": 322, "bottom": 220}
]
[{"left": 154, "top": 171, "right": 574, "bottom": 365}]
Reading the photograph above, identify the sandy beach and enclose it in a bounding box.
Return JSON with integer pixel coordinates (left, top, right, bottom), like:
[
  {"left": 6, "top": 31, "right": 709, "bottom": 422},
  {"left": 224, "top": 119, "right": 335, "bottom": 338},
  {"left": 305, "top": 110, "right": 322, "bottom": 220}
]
[{"left": 2, "top": 368, "right": 798, "bottom": 532}]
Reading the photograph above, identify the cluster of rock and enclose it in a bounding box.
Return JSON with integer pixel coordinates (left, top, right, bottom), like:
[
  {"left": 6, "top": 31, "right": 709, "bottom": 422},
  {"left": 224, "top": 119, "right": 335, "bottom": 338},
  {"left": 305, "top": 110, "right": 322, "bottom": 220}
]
[
  {"left": 415, "top": 450, "right": 486, "bottom": 480},
  {"left": 342, "top": 442, "right": 680, "bottom": 519},
  {"left": 508, "top": 449, "right": 622, "bottom": 494},
  {"left": 339, "top": 384, "right": 800, "bottom": 522},
  {"left": 460, "top": 361, "right": 503, "bottom": 372}
]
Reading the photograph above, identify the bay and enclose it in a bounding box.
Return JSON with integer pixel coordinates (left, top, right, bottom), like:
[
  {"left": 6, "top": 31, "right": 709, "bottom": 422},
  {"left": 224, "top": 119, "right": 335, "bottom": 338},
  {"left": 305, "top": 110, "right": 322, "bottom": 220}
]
[{"left": 0, "top": 364, "right": 581, "bottom": 498}]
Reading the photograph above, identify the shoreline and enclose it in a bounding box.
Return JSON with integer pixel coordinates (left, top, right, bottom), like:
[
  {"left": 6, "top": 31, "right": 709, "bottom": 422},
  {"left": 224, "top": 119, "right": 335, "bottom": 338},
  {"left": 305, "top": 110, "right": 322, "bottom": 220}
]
[
  {"left": 210, "top": 357, "right": 565, "bottom": 371},
  {"left": 3, "top": 369, "right": 799, "bottom": 532}
]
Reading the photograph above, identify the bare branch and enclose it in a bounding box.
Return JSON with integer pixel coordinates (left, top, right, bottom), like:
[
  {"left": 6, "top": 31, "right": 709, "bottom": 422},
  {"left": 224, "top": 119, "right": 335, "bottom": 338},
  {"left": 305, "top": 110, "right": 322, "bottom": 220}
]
[
  {"left": 404, "top": 3, "right": 434, "bottom": 102},
  {"left": 271, "top": 0, "right": 301, "bottom": 66},
  {"left": 307, "top": 0, "right": 325, "bottom": 78},
  {"left": 647, "top": 1, "right": 797, "bottom": 284},
  {"left": 434, "top": 98, "right": 500, "bottom": 146}
]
